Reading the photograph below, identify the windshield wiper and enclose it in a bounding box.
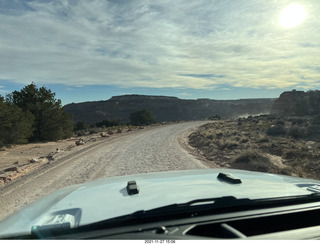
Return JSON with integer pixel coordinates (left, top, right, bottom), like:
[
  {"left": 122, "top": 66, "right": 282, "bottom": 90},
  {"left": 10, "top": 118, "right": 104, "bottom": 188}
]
[
  {"left": 82, "top": 193, "right": 320, "bottom": 230},
  {"left": 129, "top": 193, "right": 320, "bottom": 219}
]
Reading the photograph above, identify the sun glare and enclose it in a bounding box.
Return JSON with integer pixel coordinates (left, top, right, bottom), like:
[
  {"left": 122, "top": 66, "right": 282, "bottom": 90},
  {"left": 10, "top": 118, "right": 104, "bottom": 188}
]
[{"left": 279, "top": 3, "right": 306, "bottom": 28}]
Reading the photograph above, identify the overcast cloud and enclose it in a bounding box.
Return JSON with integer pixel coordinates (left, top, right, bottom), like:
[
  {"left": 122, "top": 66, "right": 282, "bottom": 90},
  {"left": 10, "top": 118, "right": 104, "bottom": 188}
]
[{"left": 0, "top": 0, "right": 320, "bottom": 93}]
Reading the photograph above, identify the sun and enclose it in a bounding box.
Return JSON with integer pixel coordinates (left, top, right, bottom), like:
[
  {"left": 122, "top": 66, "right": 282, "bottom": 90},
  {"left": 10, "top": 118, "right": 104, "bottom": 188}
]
[{"left": 279, "top": 3, "right": 306, "bottom": 28}]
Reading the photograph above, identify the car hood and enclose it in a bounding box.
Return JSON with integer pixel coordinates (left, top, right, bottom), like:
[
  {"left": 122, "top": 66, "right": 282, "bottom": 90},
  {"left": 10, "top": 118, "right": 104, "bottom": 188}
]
[{"left": 1, "top": 168, "right": 320, "bottom": 237}]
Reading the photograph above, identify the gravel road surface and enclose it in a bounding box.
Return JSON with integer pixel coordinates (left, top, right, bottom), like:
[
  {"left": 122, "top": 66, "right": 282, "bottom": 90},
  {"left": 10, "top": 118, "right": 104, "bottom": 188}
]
[{"left": 0, "top": 121, "right": 208, "bottom": 221}]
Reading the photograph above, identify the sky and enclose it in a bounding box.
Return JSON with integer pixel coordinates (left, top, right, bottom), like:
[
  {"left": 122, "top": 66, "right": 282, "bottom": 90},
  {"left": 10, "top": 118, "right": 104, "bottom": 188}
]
[{"left": 0, "top": 0, "right": 320, "bottom": 105}]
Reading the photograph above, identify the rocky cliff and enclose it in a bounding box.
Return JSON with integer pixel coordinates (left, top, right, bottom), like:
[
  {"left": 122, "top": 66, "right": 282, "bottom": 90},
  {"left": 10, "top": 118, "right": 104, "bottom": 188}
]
[
  {"left": 271, "top": 90, "right": 320, "bottom": 117},
  {"left": 64, "top": 95, "right": 276, "bottom": 124}
]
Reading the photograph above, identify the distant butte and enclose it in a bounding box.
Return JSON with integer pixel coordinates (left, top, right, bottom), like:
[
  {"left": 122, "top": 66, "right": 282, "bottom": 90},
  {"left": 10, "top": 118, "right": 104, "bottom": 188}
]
[{"left": 63, "top": 94, "right": 276, "bottom": 124}]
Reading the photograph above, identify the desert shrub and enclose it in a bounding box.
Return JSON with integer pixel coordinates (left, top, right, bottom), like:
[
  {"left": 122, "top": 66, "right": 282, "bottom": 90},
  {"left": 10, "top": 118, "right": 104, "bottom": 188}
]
[
  {"left": 233, "top": 150, "right": 269, "bottom": 164},
  {"left": 257, "top": 137, "right": 269, "bottom": 143},
  {"left": 286, "top": 126, "right": 307, "bottom": 139},
  {"left": 313, "top": 114, "right": 320, "bottom": 125},
  {"left": 219, "top": 140, "right": 238, "bottom": 150},
  {"left": 276, "top": 119, "right": 285, "bottom": 126},
  {"left": 284, "top": 150, "right": 309, "bottom": 160},
  {"left": 89, "top": 128, "right": 100, "bottom": 134},
  {"left": 231, "top": 150, "right": 286, "bottom": 174},
  {"left": 306, "top": 125, "right": 320, "bottom": 141},
  {"left": 216, "top": 132, "right": 223, "bottom": 138},
  {"left": 291, "top": 117, "right": 307, "bottom": 126},
  {"left": 266, "top": 125, "right": 286, "bottom": 136},
  {"left": 96, "top": 119, "right": 122, "bottom": 128},
  {"left": 76, "top": 130, "right": 86, "bottom": 137},
  {"left": 304, "top": 160, "right": 320, "bottom": 177},
  {"left": 74, "top": 121, "right": 88, "bottom": 131},
  {"left": 208, "top": 115, "right": 221, "bottom": 120},
  {"left": 206, "top": 134, "right": 214, "bottom": 140},
  {"left": 240, "top": 138, "right": 249, "bottom": 143},
  {"left": 130, "top": 109, "right": 156, "bottom": 126},
  {"left": 266, "top": 115, "right": 277, "bottom": 121}
]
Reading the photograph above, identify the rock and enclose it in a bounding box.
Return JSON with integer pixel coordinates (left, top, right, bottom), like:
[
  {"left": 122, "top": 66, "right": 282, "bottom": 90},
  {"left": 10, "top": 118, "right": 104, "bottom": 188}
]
[
  {"left": 31, "top": 158, "right": 39, "bottom": 163},
  {"left": 0, "top": 171, "right": 16, "bottom": 180},
  {"left": 107, "top": 130, "right": 114, "bottom": 135},
  {"left": 18, "top": 165, "right": 31, "bottom": 171},
  {"left": 100, "top": 132, "right": 108, "bottom": 137},
  {"left": 75, "top": 139, "right": 85, "bottom": 146},
  {"left": 271, "top": 90, "right": 320, "bottom": 116},
  {"left": 4, "top": 167, "right": 18, "bottom": 172},
  {"left": 47, "top": 155, "right": 54, "bottom": 161},
  {"left": 117, "top": 128, "right": 122, "bottom": 133}
]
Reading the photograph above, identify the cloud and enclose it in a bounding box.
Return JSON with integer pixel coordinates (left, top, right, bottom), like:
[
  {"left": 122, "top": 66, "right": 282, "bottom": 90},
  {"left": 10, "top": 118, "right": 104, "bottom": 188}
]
[
  {"left": 0, "top": 0, "right": 319, "bottom": 92},
  {"left": 0, "top": 85, "right": 10, "bottom": 95},
  {"left": 178, "top": 74, "right": 226, "bottom": 79}
]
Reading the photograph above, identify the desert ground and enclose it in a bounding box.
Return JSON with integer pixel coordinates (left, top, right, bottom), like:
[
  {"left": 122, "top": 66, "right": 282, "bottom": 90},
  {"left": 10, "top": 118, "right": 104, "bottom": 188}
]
[{"left": 189, "top": 116, "right": 320, "bottom": 180}]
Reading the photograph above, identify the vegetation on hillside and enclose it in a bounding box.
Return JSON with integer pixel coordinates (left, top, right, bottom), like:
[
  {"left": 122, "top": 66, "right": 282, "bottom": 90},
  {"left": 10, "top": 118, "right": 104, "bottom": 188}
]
[
  {"left": 95, "top": 119, "right": 123, "bottom": 128},
  {"left": 130, "top": 109, "right": 157, "bottom": 126},
  {"left": 190, "top": 90, "right": 320, "bottom": 179},
  {"left": 189, "top": 115, "right": 320, "bottom": 180},
  {"left": 0, "top": 96, "right": 34, "bottom": 146},
  {"left": 0, "top": 83, "right": 74, "bottom": 147},
  {"left": 73, "top": 119, "right": 124, "bottom": 136}
]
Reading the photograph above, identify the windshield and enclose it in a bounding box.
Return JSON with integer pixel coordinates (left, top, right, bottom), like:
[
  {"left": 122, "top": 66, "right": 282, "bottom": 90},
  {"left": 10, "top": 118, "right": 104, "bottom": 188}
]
[{"left": 0, "top": 0, "right": 320, "bottom": 238}]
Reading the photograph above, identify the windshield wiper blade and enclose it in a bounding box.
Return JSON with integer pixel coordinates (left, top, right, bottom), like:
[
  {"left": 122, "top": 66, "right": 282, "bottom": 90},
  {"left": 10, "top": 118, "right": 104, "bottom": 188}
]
[
  {"left": 132, "top": 196, "right": 251, "bottom": 217},
  {"left": 129, "top": 193, "right": 320, "bottom": 219}
]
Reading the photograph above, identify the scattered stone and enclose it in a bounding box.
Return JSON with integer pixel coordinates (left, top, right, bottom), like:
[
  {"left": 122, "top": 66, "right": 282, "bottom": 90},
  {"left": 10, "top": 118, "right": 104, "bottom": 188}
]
[
  {"left": 100, "top": 132, "right": 108, "bottom": 137},
  {"left": 18, "top": 165, "right": 31, "bottom": 171},
  {"left": 4, "top": 166, "right": 18, "bottom": 172},
  {"left": 117, "top": 128, "right": 123, "bottom": 133},
  {"left": 47, "top": 155, "right": 54, "bottom": 161},
  {"left": 75, "top": 139, "right": 85, "bottom": 146},
  {"left": 0, "top": 171, "right": 16, "bottom": 181},
  {"left": 107, "top": 130, "right": 114, "bottom": 135},
  {"left": 67, "top": 145, "right": 74, "bottom": 150},
  {"left": 30, "top": 158, "right": 39, "bottom": 163}
]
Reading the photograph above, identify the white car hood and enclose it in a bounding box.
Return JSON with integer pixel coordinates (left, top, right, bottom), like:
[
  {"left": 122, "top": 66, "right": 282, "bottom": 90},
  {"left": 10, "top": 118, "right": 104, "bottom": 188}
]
[{"left": 1, "top": 168, "right": 320, "bottom": 237}]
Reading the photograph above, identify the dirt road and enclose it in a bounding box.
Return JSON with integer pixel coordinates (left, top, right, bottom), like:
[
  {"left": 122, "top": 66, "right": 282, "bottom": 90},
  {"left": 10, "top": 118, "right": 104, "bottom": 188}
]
[{"left": 0, "top": 121, "right": 208, "bottom": 221}]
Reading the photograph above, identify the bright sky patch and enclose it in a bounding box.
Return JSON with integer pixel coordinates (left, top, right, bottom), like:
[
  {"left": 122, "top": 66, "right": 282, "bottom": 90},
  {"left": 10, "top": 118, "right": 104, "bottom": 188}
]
[{"left": 279, "top": 3, "right": 306, "bottom": 28}]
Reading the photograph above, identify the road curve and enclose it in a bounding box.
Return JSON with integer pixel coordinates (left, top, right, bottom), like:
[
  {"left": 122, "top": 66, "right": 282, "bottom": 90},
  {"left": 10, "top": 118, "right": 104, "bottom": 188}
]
[{"left": 0, "top": 121, "right": 208, "bottom": 221}]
